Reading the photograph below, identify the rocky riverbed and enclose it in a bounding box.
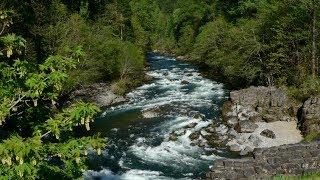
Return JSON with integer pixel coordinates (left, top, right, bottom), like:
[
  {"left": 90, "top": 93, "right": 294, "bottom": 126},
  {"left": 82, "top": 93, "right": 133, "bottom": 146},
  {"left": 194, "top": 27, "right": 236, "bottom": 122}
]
[
  {"left": 166, "top": 86, "right": 305, "bottom": 156},
  {"left": 79, "top": 54, "right": 319, "bottom": 179}
]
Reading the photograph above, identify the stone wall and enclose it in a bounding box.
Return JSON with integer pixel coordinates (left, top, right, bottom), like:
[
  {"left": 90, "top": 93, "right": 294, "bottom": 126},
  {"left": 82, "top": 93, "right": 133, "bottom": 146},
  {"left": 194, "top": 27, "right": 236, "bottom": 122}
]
[{"left": 206, "top": 141, "right": 320, "bottom": 179}]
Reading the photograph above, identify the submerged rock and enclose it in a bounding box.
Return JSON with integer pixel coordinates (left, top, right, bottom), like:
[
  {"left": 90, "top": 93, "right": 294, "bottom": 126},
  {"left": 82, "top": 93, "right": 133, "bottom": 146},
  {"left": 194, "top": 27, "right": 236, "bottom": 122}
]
[
  {"left": 181, "top": 80, "right": 190, "bottom": 85},
  {"left": 189, "top": 132, "right": 200, "bottom": 140},
  {"left": 185, "top": 122, "right": 198, "bottom": 129},
  {"left": 169, "top": 133, "right": 179, "bottom": 141}
]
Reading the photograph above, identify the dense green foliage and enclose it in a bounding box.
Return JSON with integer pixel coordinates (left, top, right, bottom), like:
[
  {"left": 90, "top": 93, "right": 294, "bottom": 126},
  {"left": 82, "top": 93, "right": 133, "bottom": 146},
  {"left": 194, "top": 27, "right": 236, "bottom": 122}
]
[
  {"left": 0, "top": 0, "right": 146, "bottom": 178},
  {"left": 1, "top": 0, "right": 320, "bottom": 178},
  {"left": 154, "top": 0, "right": 320, "bottom": 97}
]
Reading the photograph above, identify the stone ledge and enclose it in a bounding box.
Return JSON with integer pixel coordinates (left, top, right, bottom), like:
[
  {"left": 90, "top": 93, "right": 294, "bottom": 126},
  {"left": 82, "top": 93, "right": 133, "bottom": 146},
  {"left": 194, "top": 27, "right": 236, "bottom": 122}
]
[{"left": 207, "top": 141, "right": 320, "bottom": 179}]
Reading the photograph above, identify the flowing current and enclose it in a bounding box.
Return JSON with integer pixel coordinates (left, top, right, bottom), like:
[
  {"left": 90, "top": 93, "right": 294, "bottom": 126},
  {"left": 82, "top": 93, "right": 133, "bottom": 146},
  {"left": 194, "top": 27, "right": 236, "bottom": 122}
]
[{"left": 86, "top": 54, "right": 228, "bottom": 179}]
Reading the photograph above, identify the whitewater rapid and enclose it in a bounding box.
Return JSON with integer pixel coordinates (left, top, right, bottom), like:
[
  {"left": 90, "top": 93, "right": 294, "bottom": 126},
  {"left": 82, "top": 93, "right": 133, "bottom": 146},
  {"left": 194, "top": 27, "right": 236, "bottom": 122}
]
[{"left": 86, "top": 54, "right": 228, "bottom": 179}]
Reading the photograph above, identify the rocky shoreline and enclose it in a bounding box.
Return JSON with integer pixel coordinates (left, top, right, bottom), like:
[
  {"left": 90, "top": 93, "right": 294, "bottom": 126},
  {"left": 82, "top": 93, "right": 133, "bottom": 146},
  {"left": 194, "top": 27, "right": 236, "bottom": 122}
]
[
  {"left": 166, "top": 86, "right": 307, "bottom": 154},
  {"left": 69, "top": 75, "right": 153, "bottom": 108},
  {"left": 74, "top": 52, "right": 320, "bottom": 178},
  {"left": 163, "top": 85, "right": 319, "bottom": 178},
  {"left": 203, "top": 86, "right": 320, "bottom": 179},
  {"left": 70, "top": 83, "right": 127, "bottom": 108},
  {"left": 206, "top": 141, "right": 320, "bottom": 179},
  {"left": 213, "top": 86, "right": 303, "bottom": 155}
]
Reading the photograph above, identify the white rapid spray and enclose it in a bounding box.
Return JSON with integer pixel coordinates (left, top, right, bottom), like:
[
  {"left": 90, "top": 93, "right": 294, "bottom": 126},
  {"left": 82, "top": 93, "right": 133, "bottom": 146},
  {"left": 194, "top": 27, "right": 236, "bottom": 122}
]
[{"left": 85, "top": 54, "right": 228, "bottom": 180}]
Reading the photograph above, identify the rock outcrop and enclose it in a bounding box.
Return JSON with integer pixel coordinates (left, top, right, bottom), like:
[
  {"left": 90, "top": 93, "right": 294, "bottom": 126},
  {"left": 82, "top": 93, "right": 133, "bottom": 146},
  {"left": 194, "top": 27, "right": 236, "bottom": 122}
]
[
  {"left": 223, "top": 86, "right": 297, "bottom": 125},
  {"left": 206, "top": 87, "right": 320, "bottom": 179},
  {"left": 71, "top": 83, "right": 127, "bottom": 107},
  {"left": 206, "top": 141, "right": 320, "bottom": 179},
  {"left": 217, "top": 86, "right": 302, "bottom": 155},
  {"left": 300, "top": 97, "right": 320, "bottom": 135}
]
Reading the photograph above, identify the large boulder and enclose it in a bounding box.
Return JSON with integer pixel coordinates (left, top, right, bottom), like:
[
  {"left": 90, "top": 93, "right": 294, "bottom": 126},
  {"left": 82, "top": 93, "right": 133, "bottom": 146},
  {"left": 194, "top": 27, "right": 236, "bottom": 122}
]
[
  {"left": 300, "top": 97, "right": 320, "bottom": 135},
  {"left": 223, "top": 86, "right": 297, "bottom": 127},
  {"left": 260, "top": 129, "right": 276, "bottom": 139},
  {"left": 189, "top": 132, "right": 200, "bottom": 140},
  {"left": 71, "top": 83, "right": 127, "bottom": 107}
]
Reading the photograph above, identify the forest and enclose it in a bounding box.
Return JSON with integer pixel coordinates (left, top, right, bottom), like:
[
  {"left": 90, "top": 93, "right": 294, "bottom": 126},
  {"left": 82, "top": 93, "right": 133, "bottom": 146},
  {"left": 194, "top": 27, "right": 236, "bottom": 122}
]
[{"left": 0, "top": 0, "right": 319, "bottom": 179}]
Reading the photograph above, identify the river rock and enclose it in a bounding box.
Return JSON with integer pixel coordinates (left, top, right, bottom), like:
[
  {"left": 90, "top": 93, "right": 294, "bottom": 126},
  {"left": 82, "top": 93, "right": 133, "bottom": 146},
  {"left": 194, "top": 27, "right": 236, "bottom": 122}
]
[
  {"left": 235, "top": 121, "right": 258, "bottom": 133},
  {"left": 300, "top": 97, "right": 320, "bottom": 135},
  {"left": 260, "top": 129, "right": 276, "bottom": 139},
  {"left": 229, "top": 144, "right": 242, "bottom": 152},
  {"left": 176, "top": 129, "right": 187, "bottom": 136},
  {"left": 185, "top": 122, "right": 198, "bottom": 129},
  {"left": 169, "top": 133, "right": 179, "bottom": 141},
  {"left": 205, "top": 134, "right": 229, "bottom": 148},
  {"left": 193, "top": 113, "right": 205, "bottom": 120},
  {"left": 207, "top": 141, "right": 320, "bottom": 179},
  {"left": 215, "top": 124, "right": 229, "bottom": 136},
  {"left": 227, "top": 117, "right": 238, "bottom": 127},
  {"left": 181, "top": 80, "right": 190, "bottom": 85},
  {"left": 189, "top": 132, "right": 200, "bottom": 140},
  {"left": 240, "top": 146, "right": 254, "bottom": 156},
  {"left": 204, "top": 126, "right": 215, "bottom": 133},
  {"left": 196, "top": 141, "right": 207, "bottom": 148},
  {"left": 71, "top": 83, "right": 127, "bottom": 107},
  {"left": 142, "top": 111, "right": 158, "bottom": 119},
  {"left": 248, "top": 134, "right": 262, "bottom": 147}
]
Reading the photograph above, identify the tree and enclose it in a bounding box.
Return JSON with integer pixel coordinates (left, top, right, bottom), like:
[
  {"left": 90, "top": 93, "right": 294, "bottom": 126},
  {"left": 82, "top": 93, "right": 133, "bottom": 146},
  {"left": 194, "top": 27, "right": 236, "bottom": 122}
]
[
  {"left": 303, "top": 0, "right": 320, "bottom": 77},
  {"left": 0, "top": 10, "right": 106, "bottom": 179}
]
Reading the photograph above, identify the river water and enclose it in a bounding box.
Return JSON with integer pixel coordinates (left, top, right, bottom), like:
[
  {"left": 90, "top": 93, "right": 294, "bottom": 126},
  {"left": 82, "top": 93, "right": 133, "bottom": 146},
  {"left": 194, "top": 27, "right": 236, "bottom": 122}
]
[{"left": 86, "top": 54, "right": 228, "bottom": 179}]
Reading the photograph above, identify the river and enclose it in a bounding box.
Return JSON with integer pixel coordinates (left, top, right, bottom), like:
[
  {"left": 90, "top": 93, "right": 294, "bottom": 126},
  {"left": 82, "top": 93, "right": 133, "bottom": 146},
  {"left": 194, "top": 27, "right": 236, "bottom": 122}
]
[{"left": 86, "top": 53, "right": 228, "bottom": 179}]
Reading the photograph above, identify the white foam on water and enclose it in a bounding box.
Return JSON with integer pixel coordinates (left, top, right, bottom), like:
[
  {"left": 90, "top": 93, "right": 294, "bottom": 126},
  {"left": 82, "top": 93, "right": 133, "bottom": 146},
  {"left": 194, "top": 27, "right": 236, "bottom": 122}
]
[
  {"left": 101, "top": 58, "right": 225, "bottom": 115},
  {"left": 128, "top": 139, "right": 204, "bottom": 169},
  {"left": 91, "top": 55, "right": 227, "bottom": 179},
  {"left": 85, "top": 169, "right": 174, "bottom": 180}
]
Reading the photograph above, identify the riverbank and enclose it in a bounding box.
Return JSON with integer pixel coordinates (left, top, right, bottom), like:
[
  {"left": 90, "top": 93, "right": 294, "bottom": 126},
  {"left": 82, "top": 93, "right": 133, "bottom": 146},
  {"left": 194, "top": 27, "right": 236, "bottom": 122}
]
[
  {"left": 207, "top": 141, "right": 320, "bottom": 179},
  {"left": 81, "top": 53, "right": 319, "bottom": 179},
  {"left": 150, "top": 51, "right": 320, "bottom": 178},
  {"left": 69, "top": 73, "right": 153, "bottom": 108},
  {"left": 204, "top": 86, "right": 320, "bottom": 179}
]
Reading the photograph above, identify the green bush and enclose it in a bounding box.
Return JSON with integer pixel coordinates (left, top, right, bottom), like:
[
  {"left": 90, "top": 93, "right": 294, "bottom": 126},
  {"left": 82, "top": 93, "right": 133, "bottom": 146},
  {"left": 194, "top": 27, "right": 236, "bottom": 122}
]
[
  {"left": 286, "top": 77, "right": 320, "bottom": 102},
  {"left": 304, "top": 131, "right": 320, "bottom": 142}
]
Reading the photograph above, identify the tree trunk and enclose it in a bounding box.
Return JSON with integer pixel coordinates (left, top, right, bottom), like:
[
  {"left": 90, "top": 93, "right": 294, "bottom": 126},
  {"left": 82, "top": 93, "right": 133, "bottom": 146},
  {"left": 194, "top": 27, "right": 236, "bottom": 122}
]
[{"left": 312, "top": 7, "right": 318, "bottom": 77}]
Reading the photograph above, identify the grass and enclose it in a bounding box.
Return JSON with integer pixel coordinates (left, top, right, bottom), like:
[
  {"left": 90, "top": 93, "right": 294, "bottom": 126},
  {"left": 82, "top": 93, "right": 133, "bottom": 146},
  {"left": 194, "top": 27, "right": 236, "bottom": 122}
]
[
  {"left": 274, "top": 172, "right": 320, "bottom": 180},
  {"left": 303, "top": 131, "right": 320, "bottom": 143}
]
